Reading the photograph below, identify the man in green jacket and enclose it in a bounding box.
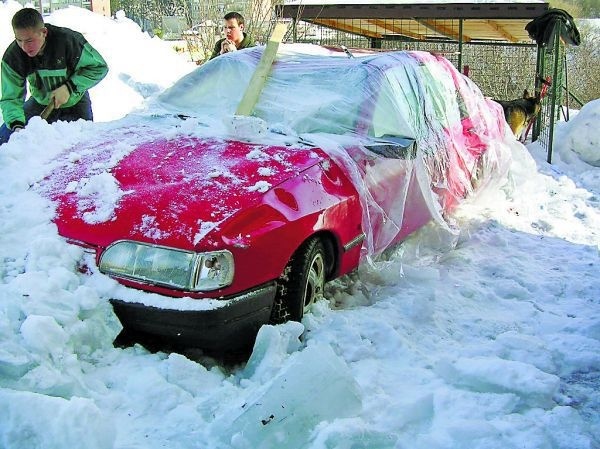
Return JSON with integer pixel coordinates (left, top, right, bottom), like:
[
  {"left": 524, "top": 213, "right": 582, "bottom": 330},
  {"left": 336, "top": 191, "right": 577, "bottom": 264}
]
[
  {"left": 0, "top": 8, "right": 108, "bottom": 145},
  {"left": 209, "top": 12, "right": 255, "bottom": 60}
]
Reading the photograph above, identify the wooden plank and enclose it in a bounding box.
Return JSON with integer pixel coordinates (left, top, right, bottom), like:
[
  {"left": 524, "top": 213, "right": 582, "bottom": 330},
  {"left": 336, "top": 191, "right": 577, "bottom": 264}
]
[
  {"left": 483, "top": 19, "right": 519, "bottom": 42},
  {"left": 236, "top": 22, "right": 288, "bottom": 116},
  {"left": 416, "top": 19, "right": 472, "bottom": 42}
]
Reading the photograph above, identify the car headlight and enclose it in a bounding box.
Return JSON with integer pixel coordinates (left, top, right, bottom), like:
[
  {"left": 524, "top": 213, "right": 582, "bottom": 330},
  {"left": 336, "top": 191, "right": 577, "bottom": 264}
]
[{"left": 99, "top": 241, "right": 234, "bottom": 291}]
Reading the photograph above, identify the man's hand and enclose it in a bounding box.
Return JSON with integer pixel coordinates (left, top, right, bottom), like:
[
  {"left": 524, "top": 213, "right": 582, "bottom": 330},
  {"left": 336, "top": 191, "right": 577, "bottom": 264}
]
[
  {"left": 50, "top": 84, "right": 71, "bottom": 108},
  {"left": 220, "top": 39, "right": 237, "bottom": 54}
]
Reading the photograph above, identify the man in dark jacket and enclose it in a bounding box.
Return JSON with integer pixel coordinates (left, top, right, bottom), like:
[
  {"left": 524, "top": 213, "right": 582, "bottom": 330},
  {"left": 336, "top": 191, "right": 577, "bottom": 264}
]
[
  {"left": 0, "top": 8, "right": 108, "bottom": 145},
  {"left": 210, "top": 12, "right": 255, "bottom": 60}
]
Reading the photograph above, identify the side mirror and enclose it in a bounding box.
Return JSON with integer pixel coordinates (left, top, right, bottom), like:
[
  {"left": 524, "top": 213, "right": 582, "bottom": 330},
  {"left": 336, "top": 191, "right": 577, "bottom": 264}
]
[{"left": 364, "top": 135, "right": 416, "bottom": 159}]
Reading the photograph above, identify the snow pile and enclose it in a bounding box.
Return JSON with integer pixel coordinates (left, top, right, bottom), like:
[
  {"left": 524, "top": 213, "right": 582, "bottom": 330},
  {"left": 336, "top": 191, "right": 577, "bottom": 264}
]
[{"left": 554, "top": 99, "right": 600, "bottom": 167}]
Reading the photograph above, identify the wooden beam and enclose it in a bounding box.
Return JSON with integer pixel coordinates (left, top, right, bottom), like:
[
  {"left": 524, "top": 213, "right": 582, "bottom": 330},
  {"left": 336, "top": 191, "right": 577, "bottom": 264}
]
[
  {"left": 236, "top": 22, "right": 288, "bottom": 116},
  {"left": 483, "top": 19, "right": 519, "bottom": 42},
  {"left": 415, "top": 19, "right": 472, "bottom": 42}
]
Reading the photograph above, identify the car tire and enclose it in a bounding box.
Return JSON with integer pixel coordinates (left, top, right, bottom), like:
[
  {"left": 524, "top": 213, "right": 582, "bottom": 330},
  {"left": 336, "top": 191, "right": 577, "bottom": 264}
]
[{"left": 270, "top": 237, "right": 326, "bottom": 324}]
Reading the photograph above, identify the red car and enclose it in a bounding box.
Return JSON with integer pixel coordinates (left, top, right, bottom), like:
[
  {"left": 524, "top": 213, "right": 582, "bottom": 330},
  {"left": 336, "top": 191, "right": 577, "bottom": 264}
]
[{"left": 39, "top": 45, "right": 511, "bottom": 350}]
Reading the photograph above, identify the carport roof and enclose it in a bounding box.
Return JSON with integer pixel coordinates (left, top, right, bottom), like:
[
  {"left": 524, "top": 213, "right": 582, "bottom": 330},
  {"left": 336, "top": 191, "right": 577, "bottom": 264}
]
[{"left": 280, "top": 1, "right": 550, "bottom": 43}]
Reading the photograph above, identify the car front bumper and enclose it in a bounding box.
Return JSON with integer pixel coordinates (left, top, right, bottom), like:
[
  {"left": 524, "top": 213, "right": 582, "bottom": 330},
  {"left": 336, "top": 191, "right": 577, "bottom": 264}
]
[{"left": 110, "top": 282, "right": 277, "bottom": 351}]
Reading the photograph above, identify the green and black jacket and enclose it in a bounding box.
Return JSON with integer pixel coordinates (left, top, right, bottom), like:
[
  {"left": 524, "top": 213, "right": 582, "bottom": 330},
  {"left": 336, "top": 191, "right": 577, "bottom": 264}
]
[{"left": 0, "top": 23, "right": 108, "bottom": 130}]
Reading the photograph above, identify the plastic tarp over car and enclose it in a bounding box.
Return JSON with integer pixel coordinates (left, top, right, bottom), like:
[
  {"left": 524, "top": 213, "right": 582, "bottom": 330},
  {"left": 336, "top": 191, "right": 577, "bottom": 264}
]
[{"left": 158, "top": 44, "right": 514, "bottom": 258}]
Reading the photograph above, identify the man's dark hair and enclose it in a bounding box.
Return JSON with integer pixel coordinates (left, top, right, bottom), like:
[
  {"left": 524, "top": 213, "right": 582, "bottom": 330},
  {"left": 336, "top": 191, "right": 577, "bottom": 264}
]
[
  {"left": 12, "top": 8, "right": 45, "bottom": 30},
  {"left": 223, "top": 11, "right": 245, "bottom": 26}
]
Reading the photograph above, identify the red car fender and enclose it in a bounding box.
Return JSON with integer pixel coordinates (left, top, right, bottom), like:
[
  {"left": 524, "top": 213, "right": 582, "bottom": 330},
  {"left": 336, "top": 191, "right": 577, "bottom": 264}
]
[{"left": 214, "top": 159, "right": 364, "bottom": 296}]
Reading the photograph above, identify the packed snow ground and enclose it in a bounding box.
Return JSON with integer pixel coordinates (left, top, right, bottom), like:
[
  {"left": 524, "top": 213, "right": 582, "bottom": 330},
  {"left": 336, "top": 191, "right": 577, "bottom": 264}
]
[{"left": 0, "top": 3, "right": 598, "bottom": 448}]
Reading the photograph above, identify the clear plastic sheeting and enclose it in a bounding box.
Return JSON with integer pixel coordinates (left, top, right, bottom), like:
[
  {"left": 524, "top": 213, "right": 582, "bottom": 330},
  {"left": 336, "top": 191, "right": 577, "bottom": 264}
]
[{"left": 158, "top": 44, "right": 513, "bottom": 258}]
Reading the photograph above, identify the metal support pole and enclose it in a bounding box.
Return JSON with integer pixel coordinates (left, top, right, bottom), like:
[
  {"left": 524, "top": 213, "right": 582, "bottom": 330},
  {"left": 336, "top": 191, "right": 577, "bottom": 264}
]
[
  {"left": 457, "top": 19, "right": 463, "bottom": 71},
  {"left": 546, "top": 23, "right": 562, "bottom": 164},
  {"left": 532, "top": 45, "right": 544, "bottom": 142},
  {"left": 563, "top": 54, "right": 570, "bottom": 121},
  {"left": 370, "top": 37, "right": 382, "bottom": 49},
  {"left": 292, "top": 17, "right": 297, "bottom": 43}
]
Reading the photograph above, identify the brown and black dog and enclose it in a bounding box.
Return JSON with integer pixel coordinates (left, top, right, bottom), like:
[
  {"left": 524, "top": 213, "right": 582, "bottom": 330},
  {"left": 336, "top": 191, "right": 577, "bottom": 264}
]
[{"left": 494, "top": 90, "right": 542, "bottom": 137}]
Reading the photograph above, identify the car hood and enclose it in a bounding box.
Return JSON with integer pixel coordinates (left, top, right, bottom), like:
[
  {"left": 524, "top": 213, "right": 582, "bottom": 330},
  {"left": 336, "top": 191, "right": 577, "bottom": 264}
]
[{"left": 40, "top": 132, "right": 322, "bottom": 250}]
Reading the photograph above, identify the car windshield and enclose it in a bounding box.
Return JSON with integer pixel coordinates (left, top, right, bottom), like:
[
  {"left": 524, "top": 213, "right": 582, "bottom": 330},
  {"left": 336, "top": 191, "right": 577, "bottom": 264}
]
[{"left": 157, "top": 45, "right": 415, "bottom": 139}]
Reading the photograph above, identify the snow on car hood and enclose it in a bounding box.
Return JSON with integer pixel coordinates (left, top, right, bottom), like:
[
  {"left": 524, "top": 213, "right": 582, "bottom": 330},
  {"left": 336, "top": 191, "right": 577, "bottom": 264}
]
[{"left": 38, "top": 125, "right": 322, "bottom": 250}]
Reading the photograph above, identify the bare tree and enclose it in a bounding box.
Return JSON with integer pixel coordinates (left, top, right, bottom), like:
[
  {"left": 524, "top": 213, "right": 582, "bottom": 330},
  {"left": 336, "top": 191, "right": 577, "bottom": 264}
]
[
  {"left": 566, "top": 22, "right": 600, "bottom": 105},
  {"left": 180, "top": 2, "right": 222, "bottom": 63},
  {"left": 245, "top": 0, "right": 282, "bottom": 44}
]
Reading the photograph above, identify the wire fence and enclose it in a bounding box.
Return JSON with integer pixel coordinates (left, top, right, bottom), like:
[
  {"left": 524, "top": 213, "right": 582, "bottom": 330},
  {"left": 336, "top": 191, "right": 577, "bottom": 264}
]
[{"left": 291, "top": 19, "right": 538, "bottom": 101}]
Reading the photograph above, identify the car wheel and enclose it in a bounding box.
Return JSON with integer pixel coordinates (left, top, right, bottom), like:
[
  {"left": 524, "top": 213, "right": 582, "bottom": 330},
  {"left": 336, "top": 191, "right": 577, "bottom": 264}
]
[{"left": 270, "top": 237, "right": 326, "bottom": 324}]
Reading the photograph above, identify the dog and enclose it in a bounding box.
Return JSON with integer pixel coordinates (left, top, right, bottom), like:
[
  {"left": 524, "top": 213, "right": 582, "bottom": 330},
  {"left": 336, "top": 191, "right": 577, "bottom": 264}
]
[{"left": 494, "top": 89, "right": 542, "bottom": 137}]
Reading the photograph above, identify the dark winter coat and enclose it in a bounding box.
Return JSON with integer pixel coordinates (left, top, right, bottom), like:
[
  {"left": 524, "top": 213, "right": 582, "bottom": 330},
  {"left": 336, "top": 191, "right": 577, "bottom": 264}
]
[
  {"left": 0, "top": 23, "right": 108, "bottom": 130},
  {"left": 525, "top": 8, "right": 581, "bottom": 52},
  {"left": 209, "top": 33, "right": 255, "bottom": 60}
]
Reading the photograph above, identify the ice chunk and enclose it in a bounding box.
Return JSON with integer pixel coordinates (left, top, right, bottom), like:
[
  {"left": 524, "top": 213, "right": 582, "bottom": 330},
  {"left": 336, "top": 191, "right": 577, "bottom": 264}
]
[
  {"left": 546, "top": 333, "right": 600, "bottom": 377},
  {"left": 225, "top": 115, "right": 268, "bottom": 139},
  {"left": 436, "top": 356, "right": 560, "bottom": 408},
  {"left": 0, "top": 342, "right": 34, "bottom": 379},
  {"left": 243, "top": 322, "right": 305, "bottom": 383},
  {"left": 213, "top": 342, "right": 362, "bottom": 448},
  {"left": 20, "top": 315, "right": 68, "bottom": 356},
  {"left": 165, "top": 352, "right": 224, "bottom": 395},
  {"left": 494, "top": 331, "right": 556, "bottom": 374},
  {"left": 537, "top": 406, "right": 594, "bottom": 449},
  {"left": 0, "top": 388, "right": 115, "bottom": 449},
  {"left": 311, "top": 417, "right": 398, "bottom": 449},
  {"left": 445, "top": 418, "right": 501, "bottom": 441}
]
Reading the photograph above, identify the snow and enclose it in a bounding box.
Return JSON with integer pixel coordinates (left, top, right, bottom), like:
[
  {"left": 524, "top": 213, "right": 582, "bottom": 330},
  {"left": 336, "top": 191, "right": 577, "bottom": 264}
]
[
  {"left": 553, "top": 101, "right": 600, "bottom": 167},
  {"left": 1, "top": 3, "right": 599, "bottom": 449}
]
